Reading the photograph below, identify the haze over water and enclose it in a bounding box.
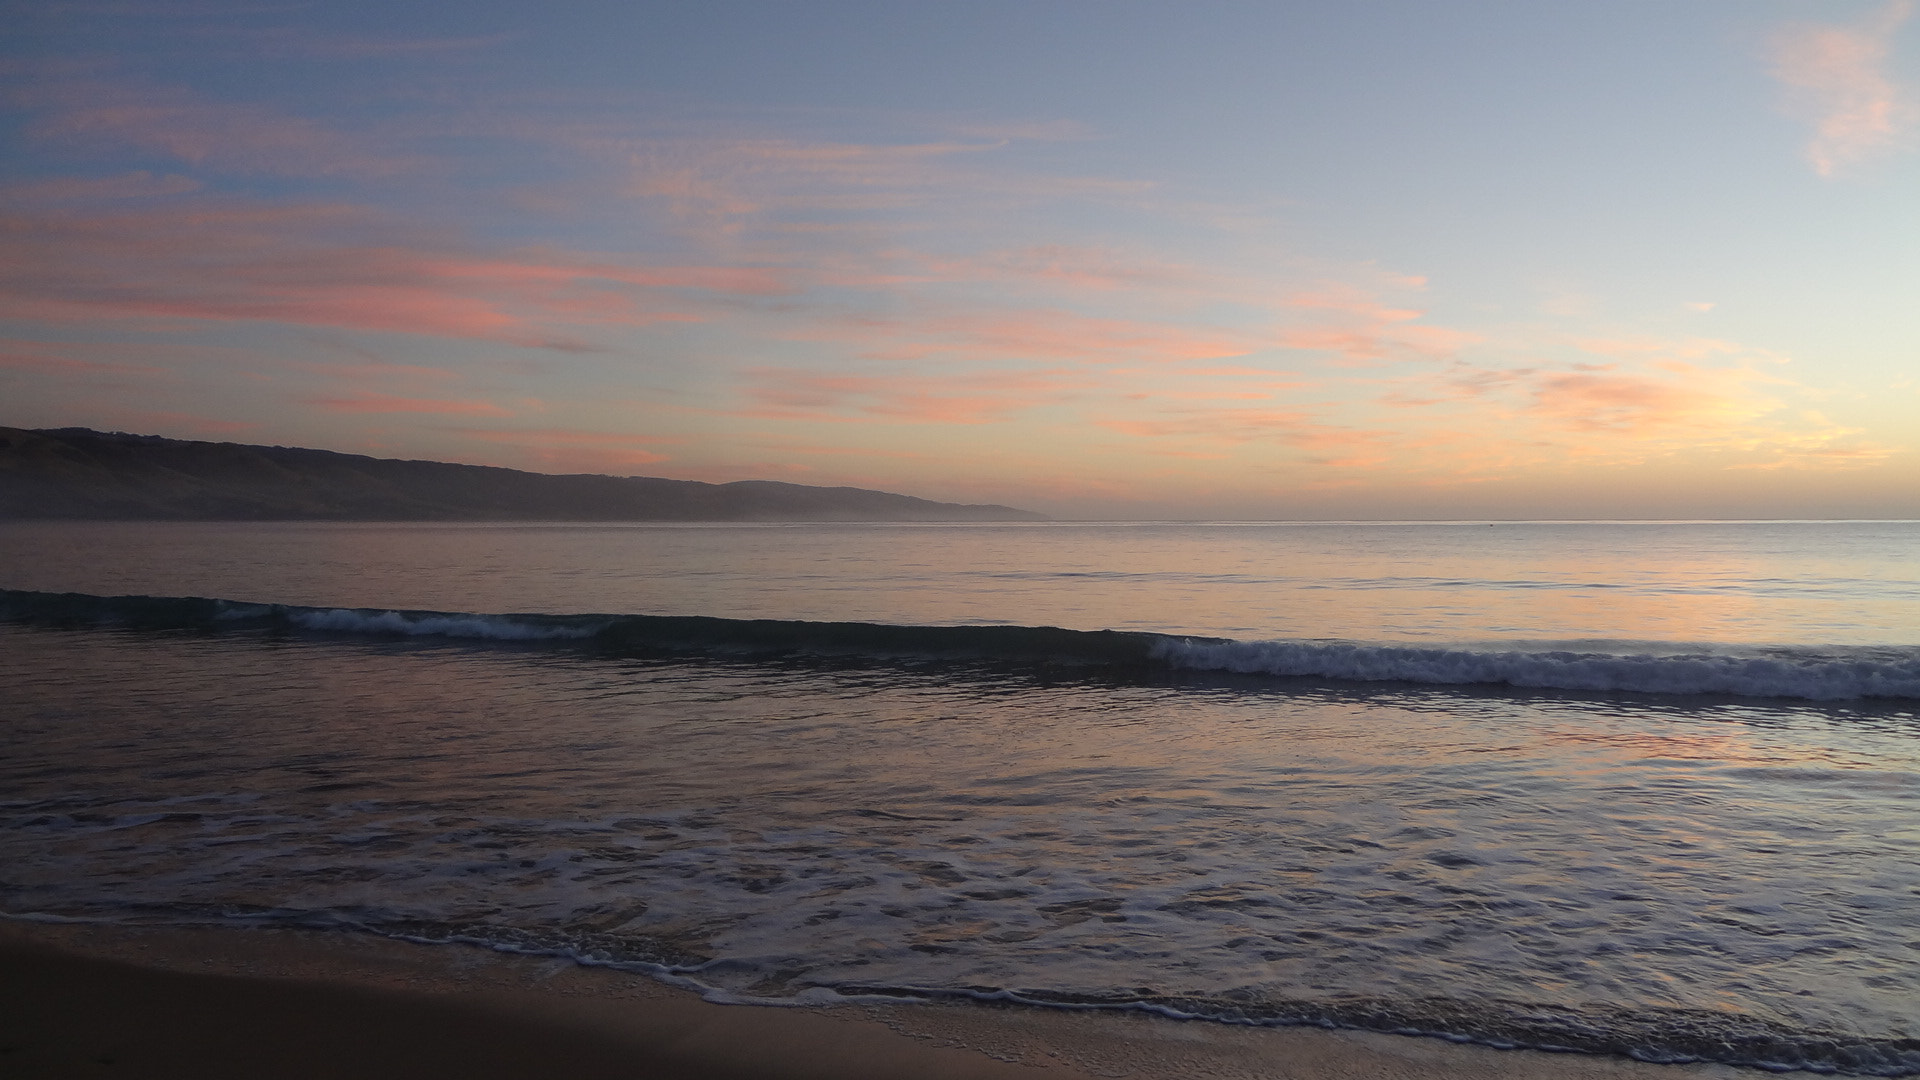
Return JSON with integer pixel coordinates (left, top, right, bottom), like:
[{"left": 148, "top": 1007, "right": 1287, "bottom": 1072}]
[{"left": 4, "top": 520, "right": 1919, "bottom": 1075}]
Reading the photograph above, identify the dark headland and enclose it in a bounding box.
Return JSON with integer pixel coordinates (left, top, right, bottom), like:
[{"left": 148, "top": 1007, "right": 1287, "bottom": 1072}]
[{"left": 0, "top": 427, "right": 1047, "bottom": 522}]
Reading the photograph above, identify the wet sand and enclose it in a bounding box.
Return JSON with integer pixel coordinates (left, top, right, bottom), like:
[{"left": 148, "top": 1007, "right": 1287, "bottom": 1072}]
[{"left": 0, "top": 922, "right": 1756, "bottom": 1080}]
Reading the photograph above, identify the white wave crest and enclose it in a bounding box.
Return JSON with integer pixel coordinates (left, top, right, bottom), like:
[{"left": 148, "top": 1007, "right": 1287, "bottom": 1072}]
[
  {"left": 1152, "top": 639, "right": 1920, "bottom": 701},
  {"left": 289, "top": 608, "right": 600, "bottom": 641}
]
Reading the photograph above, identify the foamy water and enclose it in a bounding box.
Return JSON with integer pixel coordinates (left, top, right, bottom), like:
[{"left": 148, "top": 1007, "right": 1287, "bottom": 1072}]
[{"left": 3, "top": 521, "right": 1918, "bottom": 1074}]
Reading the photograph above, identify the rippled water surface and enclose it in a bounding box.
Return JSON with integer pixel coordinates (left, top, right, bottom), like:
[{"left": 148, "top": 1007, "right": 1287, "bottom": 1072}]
[
  {"left": 3, "top": 519, "right": 1918, "bottom": 642},
  {"left": 3, "top": 521, "right": 1919, "bottom": 1073}
]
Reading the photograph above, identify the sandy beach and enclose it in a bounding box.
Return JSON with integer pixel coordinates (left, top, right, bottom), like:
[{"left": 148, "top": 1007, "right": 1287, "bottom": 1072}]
[{"left": 0, "top": 922, "right": 1762, "bottom": 1080}]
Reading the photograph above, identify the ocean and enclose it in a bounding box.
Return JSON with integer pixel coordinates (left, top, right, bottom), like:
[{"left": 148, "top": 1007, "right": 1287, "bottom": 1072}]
[{"left": 3, "top": 520, "right": 1918, "bottom": 1074}]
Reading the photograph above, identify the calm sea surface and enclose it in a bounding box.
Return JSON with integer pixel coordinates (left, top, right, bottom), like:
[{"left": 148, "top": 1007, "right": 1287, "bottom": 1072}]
[{"left": 3, "top": 521, "right": 1919, "bottom": 1073}]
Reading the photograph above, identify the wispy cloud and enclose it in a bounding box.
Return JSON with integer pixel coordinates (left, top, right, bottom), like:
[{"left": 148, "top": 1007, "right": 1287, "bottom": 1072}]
[
  {"left": 816, "top": 244, "right": 1211, "bottom": 295},
  {"left": 87, "top": 408, "right": 260, "bottom": 436},
  {"left": 0, "top": 200, "right": 783, "bottom": 347},
  {"left": 1524, "top": 365, "right": 1774, "bottom": 436},
  {"left": 614, "top": 131, "right": 1154, "bottom": 244},
  {"left": 1276, "top": 323, "right": 1481, "bottom": 365},
  {"left": 1397, "top": 350, "right": 1880, "bottom": 472},
  {"left": 1095, "top": 406, "right": 1403, "bottom": 471},
  {"left": 18, "top": 79, "right": 426, "bottom": 179},
  {"left": 0, "top": 342, "right": 166, "bottom": 376},
  {"left": 1275, "top": 285, "right": 1482, "bottom": 365},
  {"left": 0, "top": 170, "right": 202, "bottom": 202},
  {"left": 306, "top": 393, "right": 512, "bottom": 416},
  {"left": 1088, "top": 332, "right": 1886, "bottom": 481},
  {"left": 737, "top": 367, "right": 1084, "bottom": 424},
  {"left": 623, "top": 137, "right": 1004, "bottom": 231},
  {"left": 4, "top": 49, "right": 1903, "bottom": 509},
  {"left": 444, "top": 426, "right": 677, "bottom": 472},
  {"left": 197, "top": 27, "right": 516, "bottom": 60},
  {"left": 1771, "top": 0, "right": 1915, "bottom": 176},
  {"left": 780, "top": 307, "right": 1260, "bottom": 370}
]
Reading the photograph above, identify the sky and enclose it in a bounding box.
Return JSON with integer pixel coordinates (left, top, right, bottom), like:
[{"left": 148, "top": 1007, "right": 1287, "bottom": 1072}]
[{"left": 3, "top": 1, "right": 1917, "bottom": 520}]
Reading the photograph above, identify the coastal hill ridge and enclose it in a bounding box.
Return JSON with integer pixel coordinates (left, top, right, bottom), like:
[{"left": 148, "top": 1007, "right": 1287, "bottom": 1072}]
[{"left": 0, "top": 427, "right": 1047, "bottom": 522}]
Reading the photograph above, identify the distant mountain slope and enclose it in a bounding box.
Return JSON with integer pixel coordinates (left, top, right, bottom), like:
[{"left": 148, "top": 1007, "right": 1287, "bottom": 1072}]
[{"left": 0, "top": 427, "right": 1047, "bottom": 522}]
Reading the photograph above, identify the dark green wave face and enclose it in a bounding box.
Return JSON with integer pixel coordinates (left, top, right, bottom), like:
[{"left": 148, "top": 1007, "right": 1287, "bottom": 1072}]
[
  {"left": 0, "top": 588, "right": 1173, "bottom": 668},
  {"left": 7, "top": 588, "right": 1919, "bottom": 702}
]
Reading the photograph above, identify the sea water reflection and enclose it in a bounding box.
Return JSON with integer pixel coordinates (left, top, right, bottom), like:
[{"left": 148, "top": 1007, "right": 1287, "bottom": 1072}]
[{"left": 3, "top": 625, "right": 1917, "bottom": 1071}]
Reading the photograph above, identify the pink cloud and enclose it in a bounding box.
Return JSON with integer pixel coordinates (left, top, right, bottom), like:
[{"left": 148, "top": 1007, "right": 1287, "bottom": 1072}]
[
  {"left": 619, "top": 134, "right": 1155, "bottom": 240},
  {"left": 789, "top": 308, "right": 1255, "bottom": 368},
  {"left": 426, "top": 256, "right": 783, "bottom": 296},
  {"left": 22, "top": 80, "right": 424, "bottom": 179},
  {"left": 1362, "top": 349, "right": 1888, "bottom": 474},
  {"left": 992, "top": 246, "right": 1192, "bottom": 291},
  {"left": 0, "top": 201, "right": 783, "bottom": 347},
  {"left": 444, "top": 427, "right": 677, "bottom": 472},
  {"left": 0, "top": 171, "right": 202, "bottom": 202},
  {"left": 1525, "top": 369, "right": 1743, "bottom": 433},
  {"left": 287, "top": 358, "right": 460, "bottom": 386},
  {"left": 205, "top": 28, "right": 515, "bottom": 60},
  {"left": 623, "top": 138, "right": 994, "bottom": 226},
  {"left": 1098, "top": 408, "right": 1316, "bottom": 442},
  {"left": 946, "top": 311, "right": 1253, "bottom": 364},
  {"left": 1096, "top": 407, "right": 1394, "bottom": 467},
  {"left": 1274, "top": 284, "right": 1482, "bottom": 364},
  {"left": 1080, "top": 331, "right": 1885, "bottom": 480},
  {"left": 739, "top": 368, "right": 1082, "bottom": 424},
  {"left": 88, "top": 409, "right": 260, "bottom": 436},
  {"left": 1286, "top": 286, "right": 1424, "bottom": 323},
  {"left": 1176, "top": 364, "right": 1312, "bottom": 383},
  {"left": 1381, "top": 358, "right": 1779, "bottom": 435},
  {"left": 1277, "top": 323, "right": 1482, "bottom": 364},
  {"left": 450, "top": 427, "right": 677, "bottom": 448},
  {"left": 0, "top": 345, "right": 166, "bottom": 376},
  {"left": 307, "top": 393, "right": 512, "bottom": 416},
  {"left": 743, "top": 438, "right": 935, "bottom": 461},
  {"left": 844, "top": 245, "right": 1209, "bottom": 294},
  {"left": 1771, "top": 1, "right": 1915, "bottom": 176}
]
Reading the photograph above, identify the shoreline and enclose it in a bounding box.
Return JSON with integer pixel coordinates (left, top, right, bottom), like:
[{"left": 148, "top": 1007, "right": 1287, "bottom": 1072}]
[{"left": 0, "top": 921, "right": 1759, "bottom": 1079}]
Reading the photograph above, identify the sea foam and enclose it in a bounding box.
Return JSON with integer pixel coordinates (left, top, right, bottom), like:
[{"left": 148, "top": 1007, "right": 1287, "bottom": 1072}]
[
  {"left": 286, "top": 607, "right": 602, "bottom": 641},
  {"left": 5, "top": 588, "right": 1918, "bottom": 702}
]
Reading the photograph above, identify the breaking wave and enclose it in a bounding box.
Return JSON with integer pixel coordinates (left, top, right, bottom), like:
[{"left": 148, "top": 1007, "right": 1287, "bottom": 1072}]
[
  {"left": 1153, "top": 638, "right": 1920, "bottom": 701},
  {"left": 4, "top": 587, "right": 1917, "bottom": 702}
]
